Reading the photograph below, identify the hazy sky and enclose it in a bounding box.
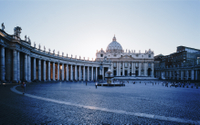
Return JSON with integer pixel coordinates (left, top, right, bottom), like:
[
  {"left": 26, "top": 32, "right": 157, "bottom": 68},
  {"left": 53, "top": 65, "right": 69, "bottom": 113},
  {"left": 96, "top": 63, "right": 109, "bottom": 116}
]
[{"left": 1, "top": 0, "right": 199, "bottom": 59}]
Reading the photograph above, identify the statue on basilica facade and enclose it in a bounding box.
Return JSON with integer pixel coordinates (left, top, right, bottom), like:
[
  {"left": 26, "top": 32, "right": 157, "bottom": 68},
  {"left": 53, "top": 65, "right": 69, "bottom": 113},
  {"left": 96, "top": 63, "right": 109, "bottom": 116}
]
[
  {"left": 34, "top": 42, "right": 36, "bottom": 48},
  {"left": 44, "top": 46, "right": 46, "bottom": 51},
  {"left": 14, "top": 26, "right": 22, "bottom": 38},
  {"left": 1, "top": 23, "right": 5, "bottom": 31},
  {"left": 28, "top": 37, "right": 31, "bottom": 43},
  {"left": 39, "top": 44, "right": 41, "bottom": 50},
  {"left": 25, "top": 35, "right": 27, "bottom": 41},
  {"left": 58, "top": 51, "right": 60, "bottom": 56}
]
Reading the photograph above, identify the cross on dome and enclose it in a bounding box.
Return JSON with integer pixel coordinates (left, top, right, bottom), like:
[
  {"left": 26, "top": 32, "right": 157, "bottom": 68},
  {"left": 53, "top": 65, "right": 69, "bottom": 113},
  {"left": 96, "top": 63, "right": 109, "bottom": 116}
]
[{"left": 112, "top": 35, "right": 116, "bottom": 41}]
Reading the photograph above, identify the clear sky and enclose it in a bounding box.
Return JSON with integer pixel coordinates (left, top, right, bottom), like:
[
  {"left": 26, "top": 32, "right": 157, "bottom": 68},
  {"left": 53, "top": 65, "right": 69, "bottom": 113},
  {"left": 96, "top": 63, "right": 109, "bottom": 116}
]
[{"left": 1, "top": 0, "right": 199, "bottom": 59}]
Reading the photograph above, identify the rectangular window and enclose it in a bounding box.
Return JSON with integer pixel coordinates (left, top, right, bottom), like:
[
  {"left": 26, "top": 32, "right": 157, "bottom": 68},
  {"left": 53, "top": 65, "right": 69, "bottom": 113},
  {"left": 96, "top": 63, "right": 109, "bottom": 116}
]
[
  {"left": 125, "top": 63, "right": 128, "bottom": 67},
  {"left": 148, "top": 63, "right": 151, "bottom": 67}
]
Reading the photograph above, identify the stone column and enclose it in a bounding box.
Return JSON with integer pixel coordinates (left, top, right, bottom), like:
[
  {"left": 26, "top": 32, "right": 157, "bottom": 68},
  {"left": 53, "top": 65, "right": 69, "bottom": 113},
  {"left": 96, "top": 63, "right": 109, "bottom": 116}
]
[
  {"left": 33, "top": 58, "right": 36, "bottom": 80},
  {"left": 177, "top": 70, "right": 179, "bottom": 80},
  {"left": 102, "top": 67, "right": 104, "bottom": 80},
  {"left": 38, "top": 59, "right": 41, "bottom": 81},
  {"left": 195, "top": 70, "right": 198, "bottom": 80},
  {"left": 79, "top": 66, "right": 81, "bottom": 81},
  {"left": 43, "top": 60, "right": 46, "bottom": 81},
  {"left": 27, "top": 55, "right": 31, "bottom": 81},
  {"left": 96, "top": 67, "right": 98, "bottom": 81},
  {"left": 171, "top": 71, "right": 173, "bottom": 79},
  {"left": 119, "top": 62, "right": 121, "bottom": 76},
  {"left": 191, "top": 70, "right": 194, "bottom": 80},
  {"left": 53, "top": 62, "right": 55, "bottom": 81},
  {"left": 17, "top": 51, "right": 20, "bottom": 81},
  {"left": 133, "top": 63, "right": 136, "bottom": 76},
  {"left": 169, "top": 71, "right": 172, "bottom": 79},
  {"left": 87, "top": 66, "right": 89, "bottom": 81},
  {"left": 111, "top": 63, "right": 113, "bottom": 74},
  {"left": 128, "top": 63, "right": 130, "bottom": 76},
  {"left": 29, "top": 56, "right": 31, "bottom": 81},
  {"left": 6, "top": 49, "right": 11, "bottom": 81},
  {"left": 75, "top": 65, "right": 77, "bottom": 81},
  {"left": 186, "top": 70, "right": 189, "bottom": 80},
  {"left": 131, "top": 62, "right": 133, "bottom": 76},
  {"left": 24, "top": 54, "right": 27, "bottom": 81},
  {"left": 71, "top": 65, "right": 73, "bottom": 81},
  {"left": 151, "top": 63, "right": 154, "bottom": 77},
  {"left": 83, "top": 66, "right": 85, "bottom": 81},
  {"left": 139, "top": 63, "right": 141, "bottom": 76},
  {"left": 173, "top": 71, "right": 176, "bottom": 79},
  {"left": 48, "top": 61, "right": 50, "bottom": 81},
  {"left": 91, "top": 66, "right": 93, "bottom": 81},
  {"left": 12, "top": 50, "right": 17, "bottom": 82},
  {"left": 181, "top": 71, "right": 183, "bottom": 80},
  {"left": 144, "top": 63, "right": 147, "bottom": 76},
  {"left": 66, "top": 64, "right": 69, "bottom": 81},
  {"left": 122, "top": 62, "right": 125, "bottom": 76},
  {"left": 62, "top": 63, "right": 64, "bottom": 81},
  {"left": 117, "top": 62, "right": 119, "bottom": 76},
  {"left": 1, "top": 47, "right": 5, "bottom": 81},
  {"left": 57, "top": 63, "right": 60, "bottom": 80},
  {"left": 27, "top": 55, "right": 29, "bottom": 82}
]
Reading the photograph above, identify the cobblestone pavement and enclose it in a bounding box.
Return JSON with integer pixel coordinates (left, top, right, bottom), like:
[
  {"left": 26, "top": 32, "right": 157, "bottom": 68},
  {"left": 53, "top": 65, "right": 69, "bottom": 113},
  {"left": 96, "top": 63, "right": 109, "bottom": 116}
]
[{"left": 0, "top": 81, "right": 200, "bottom": 124}]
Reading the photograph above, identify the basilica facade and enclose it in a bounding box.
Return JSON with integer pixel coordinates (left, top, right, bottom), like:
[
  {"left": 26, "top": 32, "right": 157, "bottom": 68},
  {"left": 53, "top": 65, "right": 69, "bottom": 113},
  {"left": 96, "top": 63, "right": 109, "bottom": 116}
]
[{"left": 96, "top": 36, "right": 154, "bottom": 78}]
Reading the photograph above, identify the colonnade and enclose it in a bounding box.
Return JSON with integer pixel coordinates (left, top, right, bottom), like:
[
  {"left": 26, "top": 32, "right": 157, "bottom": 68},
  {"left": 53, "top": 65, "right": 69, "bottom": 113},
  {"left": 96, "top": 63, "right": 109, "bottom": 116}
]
[
  {"left": 155, "top": 69, "right": 199, "bottom": 81},
  {"left": 0, "top": 46, "right": 101, "bottom": 82},
  {"left": 112, "top": 62, "right": 154, "bottom": 77}
]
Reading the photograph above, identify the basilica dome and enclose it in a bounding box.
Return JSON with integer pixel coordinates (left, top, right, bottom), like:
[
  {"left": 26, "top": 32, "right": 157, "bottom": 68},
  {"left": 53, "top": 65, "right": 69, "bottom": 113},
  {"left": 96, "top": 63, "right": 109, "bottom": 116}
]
[{"left": 106, "top": 35, "right": 123, "bottom": 53}]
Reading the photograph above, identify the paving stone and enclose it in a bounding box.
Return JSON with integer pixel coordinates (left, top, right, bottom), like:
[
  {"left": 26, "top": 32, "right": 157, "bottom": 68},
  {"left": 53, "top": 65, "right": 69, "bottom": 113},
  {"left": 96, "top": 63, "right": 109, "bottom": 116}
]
[{"left": 0, "top": 80, "right": 199, "bottom": 124}]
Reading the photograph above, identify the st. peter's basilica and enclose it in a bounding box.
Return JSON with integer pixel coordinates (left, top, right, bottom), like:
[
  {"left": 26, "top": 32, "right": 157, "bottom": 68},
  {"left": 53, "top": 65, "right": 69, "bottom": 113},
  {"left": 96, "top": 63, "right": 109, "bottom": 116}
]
[{"left": 96, "top": 36, "right": 154, "bottom": 78}]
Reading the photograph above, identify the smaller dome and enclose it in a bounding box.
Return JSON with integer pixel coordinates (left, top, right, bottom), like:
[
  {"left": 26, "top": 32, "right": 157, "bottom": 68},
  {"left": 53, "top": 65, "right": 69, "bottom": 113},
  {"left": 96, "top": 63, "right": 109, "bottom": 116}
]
[{"left": 106, "top": 35, "right": 123, "bottom": 53}]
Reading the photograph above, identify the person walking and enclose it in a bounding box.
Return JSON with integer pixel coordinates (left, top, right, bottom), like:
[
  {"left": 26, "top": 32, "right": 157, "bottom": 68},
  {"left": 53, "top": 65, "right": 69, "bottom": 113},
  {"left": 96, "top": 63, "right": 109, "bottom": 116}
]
[{"left": 22, "top": 82, "right": 26, "bottom": 95}]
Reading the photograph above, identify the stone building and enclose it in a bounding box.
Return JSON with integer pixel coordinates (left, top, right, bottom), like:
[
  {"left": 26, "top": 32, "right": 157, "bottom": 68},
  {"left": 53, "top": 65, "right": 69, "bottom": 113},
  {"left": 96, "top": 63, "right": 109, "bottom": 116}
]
[
  {"left": 154, "top": 46, "right": 200, "bottom": 81},
  {"left": 0, "top": 25, "right": 111, "bottom": 83},
  {"left": 96, "top": 36, "right": 155, "bottom": 78}
]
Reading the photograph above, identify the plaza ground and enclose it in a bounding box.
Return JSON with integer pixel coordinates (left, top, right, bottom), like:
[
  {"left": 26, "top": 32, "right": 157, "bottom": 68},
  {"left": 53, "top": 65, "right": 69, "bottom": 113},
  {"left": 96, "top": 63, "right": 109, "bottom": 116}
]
[{"left": 0, "top": 80, "right": 200, "bottom": 124}]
